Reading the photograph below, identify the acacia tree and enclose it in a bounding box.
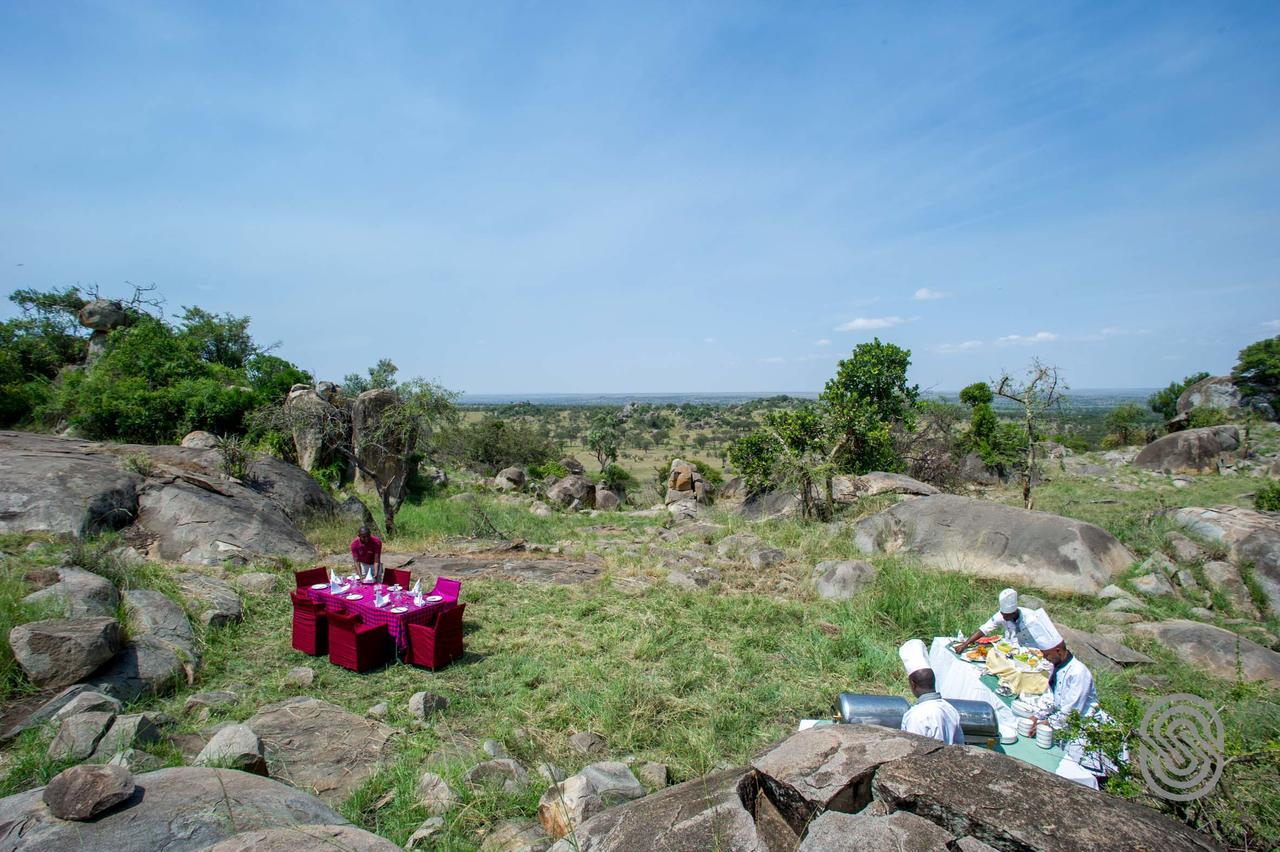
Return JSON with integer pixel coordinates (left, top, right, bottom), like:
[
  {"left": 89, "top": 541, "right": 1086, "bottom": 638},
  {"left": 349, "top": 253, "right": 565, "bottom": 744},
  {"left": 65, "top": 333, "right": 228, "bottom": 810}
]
[
  {"left": 995, "top": 360, "right": 1067, "bottom": 510},
  {"left": 262, "top": 377, "right": 458, "bottom": 536},
  {"left": 586, "top": 411, "right": 625, "bottom": 470},
  {"left": 728, "top": 338, "right": 918, "bottom": 520}
]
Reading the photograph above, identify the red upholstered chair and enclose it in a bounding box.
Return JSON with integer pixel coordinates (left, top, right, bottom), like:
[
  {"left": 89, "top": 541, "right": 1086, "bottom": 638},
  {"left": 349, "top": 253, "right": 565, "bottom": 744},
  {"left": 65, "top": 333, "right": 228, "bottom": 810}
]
[
  {"left": 326, "top": 611, "right": 392, "bottom": 673},
  {"left": 295, "top": 566, "right": 328, "bottom": 588},
  {"left": 429, "top": 576, "right": 461, "bottom": 603},
  {"left": 406, "top": 603, "right": 466, "bottom": 670},
  {"left": 290, "top": 589, "right": 328, "bottom": 656},
  {"left": 384, "top": 568, "right": 412, "bottom": 587}
]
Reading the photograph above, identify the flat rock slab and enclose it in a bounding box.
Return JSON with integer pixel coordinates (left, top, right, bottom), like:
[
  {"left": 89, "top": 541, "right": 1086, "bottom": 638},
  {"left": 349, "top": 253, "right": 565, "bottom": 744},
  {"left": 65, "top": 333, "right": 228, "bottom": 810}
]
[
  {"left": 852, "top": 495, "right": 1134, "bottom": 595},
  {"left": 0, "top": 767, "right": 352, "bottom": 851},
  {"left": 1130, "top": 620, "right": 1280, "bottom": 688},
  {"left": 207, "top": 825, "right": 402, "bottom": 851},
  {"left": 872, "top": 743, "right": 1217, "bottom": 851},
  {"left": 247, "top": 696, "right": 395, "bottom": 803},
  {"left": 21, "top": 566, "right": 119, "bottom": 618},
  {"left": 797, "top": 808, "right": 955, "bottom": 851},
  {"left": 1058, "top": 625, "right": 1153, "bottom": 673},
  {"left": 0, "top": 431, "right": 142, "bottom": 537},
  {"left": 1133, "top": 426, "right": 1241, "bottom": 475},
  {"left": 750, "top": 725, "right": 942, "bottom": 841},
  {"left": 1168, "top": 506, "right": 1280, "bottom": 616},
  {"left": 8, "top": 616, "right": 123, "bottom": 688},
  {"left": 546, "top": 766, "right": 762, "bottom": 852},
  {"left": 374, "top": 553, "right": 603, "bottom": 585}
]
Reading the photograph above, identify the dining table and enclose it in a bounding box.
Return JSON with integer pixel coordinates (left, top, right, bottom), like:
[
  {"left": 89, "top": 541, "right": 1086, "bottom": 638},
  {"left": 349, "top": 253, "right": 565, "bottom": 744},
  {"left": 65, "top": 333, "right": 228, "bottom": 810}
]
[{"left": 304, "top": 579, "right": 450, "bottom": 651}]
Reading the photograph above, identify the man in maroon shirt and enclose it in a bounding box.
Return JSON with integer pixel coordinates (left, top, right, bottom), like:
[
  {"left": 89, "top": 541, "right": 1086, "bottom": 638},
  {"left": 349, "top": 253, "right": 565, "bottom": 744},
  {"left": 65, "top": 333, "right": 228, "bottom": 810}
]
[{"left": 350, "top": 526, "right": 383, "bottom": 581}]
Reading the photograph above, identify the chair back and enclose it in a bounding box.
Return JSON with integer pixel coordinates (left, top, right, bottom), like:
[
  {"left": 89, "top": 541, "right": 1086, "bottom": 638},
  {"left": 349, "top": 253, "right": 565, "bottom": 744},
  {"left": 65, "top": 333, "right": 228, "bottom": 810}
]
[
  {"left": 437, "top": 602, "right": 466, "bottom": 635},
  {"left": 290, "top": 589, "right": 321, "bottom": 614},
  {"left": 295, "top": 566, "right": 328, "bottom": 588},
  {"left": 431, "top": 576, "right": 462, "bottom": 601},
  {"left": 385, "top": 568, "right": 412, "bottom": 587},
  {"left": 327, "top": 611, "right": 361, "bottom": 634}
]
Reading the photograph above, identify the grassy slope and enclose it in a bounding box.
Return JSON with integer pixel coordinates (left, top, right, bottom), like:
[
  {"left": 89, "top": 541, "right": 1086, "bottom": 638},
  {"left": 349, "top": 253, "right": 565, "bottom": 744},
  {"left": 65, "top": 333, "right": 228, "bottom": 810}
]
[{"left": 1, "top": 456, "right": 1278, "bottom": 847}]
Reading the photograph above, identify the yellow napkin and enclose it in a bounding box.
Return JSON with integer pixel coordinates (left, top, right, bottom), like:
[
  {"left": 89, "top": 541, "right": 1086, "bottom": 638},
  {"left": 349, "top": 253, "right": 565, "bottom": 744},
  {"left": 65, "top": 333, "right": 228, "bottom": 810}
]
[{"left": 985, "top": 649, "right": 1049, "bottom": 695}]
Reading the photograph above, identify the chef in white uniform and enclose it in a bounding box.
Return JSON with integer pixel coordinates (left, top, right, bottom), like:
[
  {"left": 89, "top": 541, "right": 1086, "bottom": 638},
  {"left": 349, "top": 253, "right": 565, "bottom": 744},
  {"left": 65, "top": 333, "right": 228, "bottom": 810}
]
[
  {"left": 1027, "top": 609, "right": 1109, "bottom": 788},
  {"left": 953, "top": 588, "right": 1038, "bottom": 654},
  {"left": 898, "top": 639, "right": 964, "bottom": 744}
]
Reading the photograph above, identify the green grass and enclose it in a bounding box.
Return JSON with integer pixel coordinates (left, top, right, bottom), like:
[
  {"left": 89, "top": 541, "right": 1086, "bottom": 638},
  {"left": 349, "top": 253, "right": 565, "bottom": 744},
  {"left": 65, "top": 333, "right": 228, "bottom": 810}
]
[{"left": 2, "top": 476, "right": 1279, "bottom": 848}]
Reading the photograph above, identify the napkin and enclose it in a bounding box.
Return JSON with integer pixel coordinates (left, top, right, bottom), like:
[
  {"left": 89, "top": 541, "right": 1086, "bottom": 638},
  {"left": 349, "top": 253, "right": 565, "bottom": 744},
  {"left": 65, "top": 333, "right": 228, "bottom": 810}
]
[
  {"left": 413, "top": 593, "right": 424, "bottom": 606},
  {"left": 410, "top": 579, "right": 422, "bottom": 596}
]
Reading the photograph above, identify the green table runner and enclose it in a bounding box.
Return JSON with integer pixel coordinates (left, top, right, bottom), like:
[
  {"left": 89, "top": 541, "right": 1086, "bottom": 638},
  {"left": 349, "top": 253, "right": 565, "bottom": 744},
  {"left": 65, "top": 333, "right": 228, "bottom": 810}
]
[{"left": 951, "top": 648, "right": 1067, "bottom": 773}]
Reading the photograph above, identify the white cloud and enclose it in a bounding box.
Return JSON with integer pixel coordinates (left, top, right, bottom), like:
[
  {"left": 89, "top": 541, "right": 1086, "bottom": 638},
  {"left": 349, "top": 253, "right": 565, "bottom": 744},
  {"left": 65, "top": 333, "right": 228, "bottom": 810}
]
[
  {"left": 995, "top": 331, "right": 1058, "bottom": 346},
  {"left": 757, "top": 356, "right": 786, "bottom": 364},
  {"left": 913, "top": 287, "right": 946, "bottom": 301},
  {"left": 935, "top": 340, "right": 983, "bottom": 355},
  {"left": 814, "top": 338, "right": 831, "bottom": 346},
  {"left": 1264, "top": 319, "right": 1280, "bottom": 330},
  {"left": 834, "top": 315, "right": 910, "bottom": 331}
]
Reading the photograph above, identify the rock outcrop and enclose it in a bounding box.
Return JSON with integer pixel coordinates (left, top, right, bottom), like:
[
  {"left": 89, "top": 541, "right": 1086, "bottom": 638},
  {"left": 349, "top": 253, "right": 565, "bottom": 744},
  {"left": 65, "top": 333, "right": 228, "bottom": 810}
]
[
  {"left": 1168, "top": 506, "right": 1280, "bottom": 615},
  {"left": 554, "top": 725, "right": 1214, "bottom": 851},
  {"left": 284, "top": 385, "right": 340, "bottom": 472},
  {"left": 666, "top": 459, "right": 712, "bottom": 506},
  {"left": 1130, "top": 620, "right": 1280, "bottom": 688},
  {"left": 8, "top": 617, "right": 123, "bottom": 688},
  {"left": 0, "top": 431, "right": 329, "bottom": 564},
  {"left": 1133, "top": 426, "right": 1241, "bottom": 475},
  {"left": 0, "top": 767, "right": 356, "bottom": 850},
  {"left": 830, "top": 472, "right": 939, "bottom": 502},
  {"left": 352, "top": 388, "right": 414, "bottom": 503},
  {"left": 548, "top": 475, "right": 596, "bottom": 509},
  {"left": 1177, "top": 376, "right": 1242, "bottom": 416},
  {"left": 246, "top": 697, "right": 395, "bottom": 803},
  {"left": 852, "top": 495, "right": 1134, "bottom": 595}
]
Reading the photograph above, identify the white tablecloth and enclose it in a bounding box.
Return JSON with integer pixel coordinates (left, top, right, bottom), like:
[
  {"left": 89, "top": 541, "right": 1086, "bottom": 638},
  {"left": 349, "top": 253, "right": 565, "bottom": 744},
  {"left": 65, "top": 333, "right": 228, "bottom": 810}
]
[{"left": 929, "top": 637, "right": 1017, "bottom": 738}]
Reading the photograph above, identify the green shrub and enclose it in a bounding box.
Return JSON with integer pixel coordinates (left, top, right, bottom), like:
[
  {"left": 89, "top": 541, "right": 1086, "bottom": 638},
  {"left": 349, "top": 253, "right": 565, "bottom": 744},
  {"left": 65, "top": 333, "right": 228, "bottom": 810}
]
[
  {"left": 1256, "top": 482, "right": 1280, "bottom": 513},
  {"left": 689, "top": 459, "right": 724, "bottom": 487},
  {"left": 597, "top": 463, "right": 637, "bottom": 495},
  {"left": 1148, "top": 371, "right": 1210, "bottom": 420},
  {"left": 528, "top": 461, "right": 568, "bottom": 480},
  {"left": 439, "top": 417, "right": 561, "bottom": 475},
  {"left": 1186, "top": 407, "right": 1229, "bottom": 429},
  {"left": 123, "top": 452, "right": 154, "bottom": 476}
]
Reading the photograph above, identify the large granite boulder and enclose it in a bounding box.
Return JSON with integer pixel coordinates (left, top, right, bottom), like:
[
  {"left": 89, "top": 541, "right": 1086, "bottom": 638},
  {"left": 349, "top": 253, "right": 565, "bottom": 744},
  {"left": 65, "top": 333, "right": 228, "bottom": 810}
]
[
  {"left": 136, "top": 474, "right": 316, "bottom": 565},
  {"left": 1168, "top": 506, "right": 1280, "bottom": 615},
  {"left": 797, "top": 808, "right": 955, "bottom": 851},
  {"left": 548, "top": 475, "right": 597, "bottom": 509},
  {"left": 207, "top": 825, "right": 402, "bottom": 851},
  {"left": 352, "top": 388, "right": 414, "bottom": 503},
  {"left": 284, "top": 385, "right": 340, "bottom": 473},
  {"left": 246, "top": 697, "right": 395, "bottom": 803},
  {"left": 123, "top": 589, "right": 197, "bottom": 660},
  {"left": 1177, "top": 376, "right": 1242, "bottom": 416},
  {"left": 0, "top": 431, "right": 141, "bottom": 536},
  {"left": 557, "top": 725, "right": 1215, "bottom": 852},
  {"left": 666, "top": 459, "right": 712, "bottom": 505},
  {"left": 538, "top": 762, "right": 646, "bottom": 840},
  {"left": 85, "top": 635, "right": 188, "bottom": 703},
  {"left": 740, "top": 491, "right": 801, "bottom": 521},
  {"left": 0, "top": 431, "right": 330, "bottom": 562},
  {"left": 872, "top": 742, "right": 1217, "bottom": 850},
  {"left": 21, "top": 566, "right": 119, "bottom": 618},
  {"left": 1133, "top": 426, "right": 1241, "bottom": 475},
  {"left": 0, "top": 767, "right": 355, "bottom": 850},
  {"left": 1130, "top": 620, "right": 1280, "bottom": 688},
  {"left": 547, "top": 766, "right": 762, "bottom": 852},
  {"left": 831, "top": 472, "right": 939, "bottom": 503},
  {"left": 1056, "top": 625, "right": 1153, "bottom": 673},
  {"left": 852, "top": 495, "right": 1133, "bottom": 595},
  {"left": 180, "top": 430, "right": 220, "bottom": 449},
  {"left": 748, "top": 725, "right": 942, "bottom": 848},
  {"left": 9, "top": 617, "right": 123, "bottom": 688},
  {"left": 175, "top": 572, "right": 243, "bottom": 628},
  {"left": 495, "top": 466, "right": 526, "bottom": 491},
  {"left": 77, "top": 299, "right": 130, "bottom": 331}
]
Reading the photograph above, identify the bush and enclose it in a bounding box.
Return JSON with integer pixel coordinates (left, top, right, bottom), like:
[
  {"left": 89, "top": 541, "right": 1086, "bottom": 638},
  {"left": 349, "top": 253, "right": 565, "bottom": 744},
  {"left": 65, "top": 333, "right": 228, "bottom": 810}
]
[
  {"left": 688, "top": 458, "right": 724, "bottom": 487},
  {"left": 1257, "top": 482, "right": 1280, "bottom": 513},
  {"left": 597, "top": 463, "right": 637, "bottom": 495},
  {"left": 528, "top": 461, "right": 568, "bottom": 480},
  {"left": 1232, "top": 336, "right": 1280, "bottom": 412},
  {"left": 1186, "top": 407, "right": 1230, "bottom": 429},
  {"left": 439, "top": 417, "right": 561, "bottom": 475}
]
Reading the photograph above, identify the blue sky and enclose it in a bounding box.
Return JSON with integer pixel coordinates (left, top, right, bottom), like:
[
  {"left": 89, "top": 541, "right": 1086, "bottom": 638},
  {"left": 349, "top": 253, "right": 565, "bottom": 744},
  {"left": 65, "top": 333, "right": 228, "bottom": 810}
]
[{"left": 1, "top": 2, "right": 1278, "bottom": 394}]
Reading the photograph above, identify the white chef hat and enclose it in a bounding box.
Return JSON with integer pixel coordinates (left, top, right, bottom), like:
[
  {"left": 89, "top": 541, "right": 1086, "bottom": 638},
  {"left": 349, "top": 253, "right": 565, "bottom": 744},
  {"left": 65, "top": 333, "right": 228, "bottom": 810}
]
[
  {"left": 898, "top": 639, "right": 931, "bottom": 676},
  {"left": 998, "top": 588, "right": 1019, "bottom": 614},
  {"left": 1026, "top": 608, "right": 1064, "bottom": 651}
]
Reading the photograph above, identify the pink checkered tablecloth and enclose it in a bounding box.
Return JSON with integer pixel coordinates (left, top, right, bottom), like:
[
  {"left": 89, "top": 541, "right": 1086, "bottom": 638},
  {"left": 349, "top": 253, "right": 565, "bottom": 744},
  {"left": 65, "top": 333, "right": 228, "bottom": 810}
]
[{"left": 305, "top": 583, "right": 449, "bottom": 650}]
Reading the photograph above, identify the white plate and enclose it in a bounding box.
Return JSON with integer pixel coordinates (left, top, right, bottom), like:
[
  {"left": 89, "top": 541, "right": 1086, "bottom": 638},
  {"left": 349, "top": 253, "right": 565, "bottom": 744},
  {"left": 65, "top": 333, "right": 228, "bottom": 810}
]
[
  {"left": 310, "top": 583, "right": 327, "bottom": 590},
  {"left": 389, "top": 606, "right": 409, "bottom": 613},
  {"left": 426, "top": 594, "right": 443, "bottom": 602},
  {"left": 345, "top": 593, "right": 363, "bottom": 601}
]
